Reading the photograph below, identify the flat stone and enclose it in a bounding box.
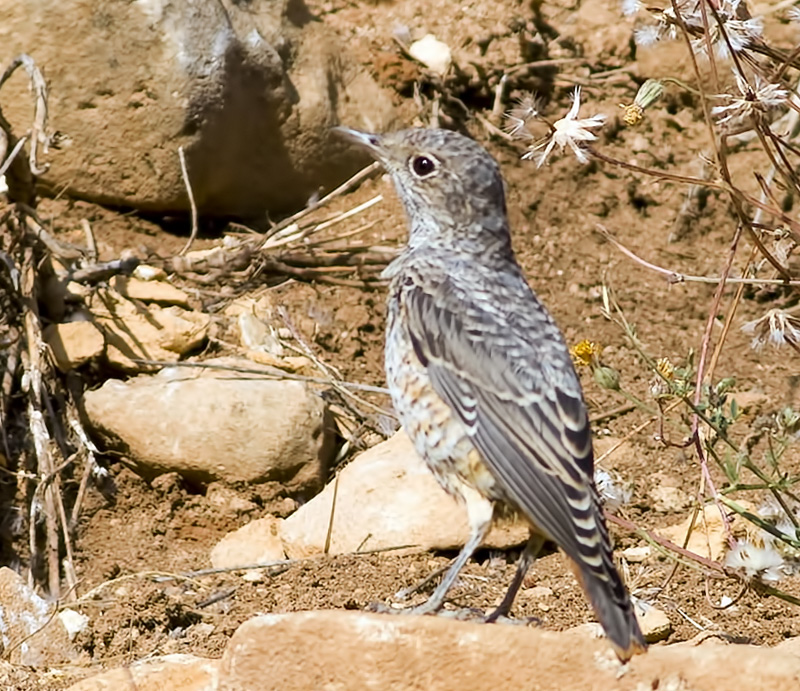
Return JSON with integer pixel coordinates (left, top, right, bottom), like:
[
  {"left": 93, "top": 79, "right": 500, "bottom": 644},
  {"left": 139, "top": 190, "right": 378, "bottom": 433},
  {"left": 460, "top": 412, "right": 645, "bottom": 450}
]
[
  {"left": 65, "top": 653, "right": 219, "bottom": 691},
  {"left": 211, "top": 516, "right": 285, "bottom": 570},
  {"left": 637, "top": 606, "right": 673, "bottom": 643},
  {"left": 659, "top": 504, "right": 751, "bottom": 561},
  {"left": 622, "top": 546, "right": 651, "bottom": 563},
  {"left": 89, "top": 288, "right": 209, "bottom": 372},
  {"left": 44, "top": 320, "right": 105, "bottom": 372},
  {"left": 649, "top": 483, "right": 691, "bottom": 513}
]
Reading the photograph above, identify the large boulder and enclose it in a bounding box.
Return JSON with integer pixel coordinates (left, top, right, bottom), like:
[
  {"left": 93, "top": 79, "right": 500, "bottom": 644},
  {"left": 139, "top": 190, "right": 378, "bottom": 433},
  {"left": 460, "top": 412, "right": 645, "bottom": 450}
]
[
  {"left": 218, "top": 610, "right": 800, "bottom": 691},
  {"left": 81, "top": 359, "right": 336, "bottom": 494},
  {"left": 0, "top": 0, "right": 395, "bottom": 216}
]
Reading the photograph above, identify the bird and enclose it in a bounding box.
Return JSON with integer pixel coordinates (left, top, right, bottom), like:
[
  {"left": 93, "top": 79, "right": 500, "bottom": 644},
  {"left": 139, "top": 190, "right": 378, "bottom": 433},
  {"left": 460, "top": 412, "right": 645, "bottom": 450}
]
[{"left": 334, "top": 125, "right": 646, "bottom": 662}]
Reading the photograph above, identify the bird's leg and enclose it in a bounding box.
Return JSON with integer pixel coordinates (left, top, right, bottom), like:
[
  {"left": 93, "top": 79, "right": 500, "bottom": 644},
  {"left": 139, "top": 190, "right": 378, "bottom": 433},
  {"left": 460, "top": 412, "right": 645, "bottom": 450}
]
[
  {"left": 408, "top": 490, "right": 493, "bottom": 615},
  {"left": 484, "top": 532, "right": 544, "bottom": 623},
  {"left": 374, "top": 486, "right": 494, "bottom": 616}
]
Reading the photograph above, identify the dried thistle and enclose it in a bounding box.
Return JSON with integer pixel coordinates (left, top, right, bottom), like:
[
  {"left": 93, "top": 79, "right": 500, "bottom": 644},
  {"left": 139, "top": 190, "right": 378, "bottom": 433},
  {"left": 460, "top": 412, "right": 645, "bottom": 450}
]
[
  {"left": 518, "top": 87, "right": 606, "bottom": 167},
  {"left": 712, "top": 72, "right": 788, "bottom": 127},
  {"left": 741, "top": 309, "right": 800, "bottom": 350}
]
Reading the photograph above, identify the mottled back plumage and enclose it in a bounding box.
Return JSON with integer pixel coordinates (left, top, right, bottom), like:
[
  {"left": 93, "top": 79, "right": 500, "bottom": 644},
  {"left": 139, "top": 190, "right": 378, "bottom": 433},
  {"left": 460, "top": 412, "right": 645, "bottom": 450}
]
[{"left": 335, "top": 126, "right": 646, "bottom": 661}]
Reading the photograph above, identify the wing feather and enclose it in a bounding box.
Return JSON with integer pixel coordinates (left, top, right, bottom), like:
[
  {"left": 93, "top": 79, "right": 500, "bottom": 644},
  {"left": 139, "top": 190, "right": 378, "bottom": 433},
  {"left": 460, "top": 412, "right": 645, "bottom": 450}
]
[{"left": 405, "top": 282, "right": 597, "bottom": 565}]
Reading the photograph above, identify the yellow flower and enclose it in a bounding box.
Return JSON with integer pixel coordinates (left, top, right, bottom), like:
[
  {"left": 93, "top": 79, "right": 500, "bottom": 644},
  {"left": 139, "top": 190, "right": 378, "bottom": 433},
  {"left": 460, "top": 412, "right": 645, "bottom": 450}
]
[
  {"left": 571, "top": 340, "right": 602, "bottom": 367},
  {"left": 619, "top": 79, "right": 663, "bottom": 127},
  {"left": 656, "top": 357, "right": 675, "bottom": 380},
  {"left": 620, "top": 103, "right": 644, "bottom": 126}
]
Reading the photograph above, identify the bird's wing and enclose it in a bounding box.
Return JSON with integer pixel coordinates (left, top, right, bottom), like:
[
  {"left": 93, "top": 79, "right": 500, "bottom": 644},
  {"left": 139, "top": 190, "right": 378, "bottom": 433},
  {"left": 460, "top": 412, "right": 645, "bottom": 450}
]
[{"left": 403, "top": 277, "right": 608, "bottom": 569}]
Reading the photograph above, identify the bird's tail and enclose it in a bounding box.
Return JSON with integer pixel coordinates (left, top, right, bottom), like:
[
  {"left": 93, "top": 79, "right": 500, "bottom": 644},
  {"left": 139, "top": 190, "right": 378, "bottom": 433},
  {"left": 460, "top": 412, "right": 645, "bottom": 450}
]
[{"left": 567, "top": 505, "right": 647, "bottom": 662}]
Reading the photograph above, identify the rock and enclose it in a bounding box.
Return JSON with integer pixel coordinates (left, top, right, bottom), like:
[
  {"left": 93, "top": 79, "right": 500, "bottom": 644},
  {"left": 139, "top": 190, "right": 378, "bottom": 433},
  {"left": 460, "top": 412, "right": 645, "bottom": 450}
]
[
  {"left": 659, "top": 504, "right": 751, "bottom": 561},
  {"left": 65, "top": 653, "right": 219, "bottom": 691},
  {"left": 408, "top": 34, "right": 452, "bottom": 76},
  {"left": 218, "top": 610, "right": 800, "bottom": 690},
  {"left": 82, "top": 360, "right": 336, "bottom": 492},
  {"left": 206, "top": 484, "right": 259, "bottom": 517},
  {"left": 58, "top": 609, "right": 90, "bottom": 642},
  {"left": 89, "top": 288, "right": 210, "bottom": 372},
  {"left": 211, "top": 516, "right": 285, "bottom": 569},
  {"left": 0, "top": 567, "right": 77, "bottom": 666},
  {"left": 637, "top": 605, "right": 673, "bottom": 643},
  {"left": 43, "top": 320, "right": 105, "bottom": 372},
  {"left": 0, "top": 0, "right": 395, "bottom": 217},
  {"left": 622, "top": 546, "right": 651, "bottom": 563},
  {"left": 109, "top": 276, "right": 190, "bottom": 308},
  {"left": 281, "top": 430, "right": 528, "bottom": 558}
]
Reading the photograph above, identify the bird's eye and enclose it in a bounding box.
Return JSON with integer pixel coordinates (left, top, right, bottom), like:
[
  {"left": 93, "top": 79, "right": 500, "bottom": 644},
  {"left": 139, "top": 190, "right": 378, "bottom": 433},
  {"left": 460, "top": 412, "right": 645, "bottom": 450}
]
[{"left": 410, "top": 155, "right": 437, "bottom": 178}]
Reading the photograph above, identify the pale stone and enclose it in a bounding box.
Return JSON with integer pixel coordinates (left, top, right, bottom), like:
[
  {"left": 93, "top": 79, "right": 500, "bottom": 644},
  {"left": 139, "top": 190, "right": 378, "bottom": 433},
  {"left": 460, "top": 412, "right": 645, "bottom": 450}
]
[
  {"left": 281, "top": 430, "right": 528, "bottom": 559},
  {"left": 82, "top": 361, "right": 336, "bottom": 491},
  {"left": 408, "top": 34, "right": 452, "bottom": 76},
  {"left": 43, "top": 321, "right": 105, "bottom": 372},
  {"left": 0, "top": 567, "right": 77, "bottom": 666},
  {"left": 58, "top": 609, "right": 89, "bottom": 641},
  {"left": 622, "top": 546, "right": 651, "bottom": 563},
  {"left": 637, "top": 606, "right": 673, "bottom": 643},
  {"left": 659, "top": 504, "right": 752, "bottom": 561},
  {"left": 65, "top": 653, "right": 219, "bottom": 691},
  {"left": 211, "top": 517, "right": 286, "bottom": 569},
  {"left": 649, "top": 484, "right": 691, "bottom": 513},
  {"left": 218, "top": 610, "right": 800, "bottom": 691}
]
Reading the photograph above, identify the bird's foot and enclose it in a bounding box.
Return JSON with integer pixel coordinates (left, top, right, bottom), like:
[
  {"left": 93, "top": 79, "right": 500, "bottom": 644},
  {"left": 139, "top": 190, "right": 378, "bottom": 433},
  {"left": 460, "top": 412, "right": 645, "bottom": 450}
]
[
  {"left": 483, "top": 613, "right": 542, "bottom": 626},
  {"left": 366, "top": 600, "right": 483, "bottom": 619},
  {"left": 366, "top": 600, "right": 540, "bottom": 625}
]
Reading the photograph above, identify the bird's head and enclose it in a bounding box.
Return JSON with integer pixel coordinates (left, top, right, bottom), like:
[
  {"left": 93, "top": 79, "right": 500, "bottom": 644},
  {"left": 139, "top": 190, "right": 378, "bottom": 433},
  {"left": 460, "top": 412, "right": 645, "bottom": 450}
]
[{"left": 335, "top": 127, "right": 510, "bottom": 254}]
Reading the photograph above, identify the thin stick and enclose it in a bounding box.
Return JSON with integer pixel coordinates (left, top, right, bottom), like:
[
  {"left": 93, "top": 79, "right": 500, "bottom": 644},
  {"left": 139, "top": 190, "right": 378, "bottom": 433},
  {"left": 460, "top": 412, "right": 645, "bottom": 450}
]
[
  {"left": 0, "top": 135, "right": 27, "bottom": 178},
  {"left": 69, "top": 416, "right": 101, "bottom": 529},
  {"left": 20, "top": 250, "right": 60, "bottom": 597},
  {"left": 127, "top": 358, "right": 393, "bottom": 396},
  {"left": 597, "top": 225, "right": 800, "bottom": 286},
  {"left": 262, "top": 194, "right": 383, "bottom": 251},
  {"left": 78, "top": 219, "right": 97, "bottom": 263},
  {"left": 324, "top": 471, "right": 341, "bottom": 555},
  {"left": 178, "top": 146, "right": 198, "bottom": 256},
  {"left": 605, "top": 512, "right": 726, "bottom": 576},
  {"left": 264, "top": 162, "right": 381, "bottom": 240}
]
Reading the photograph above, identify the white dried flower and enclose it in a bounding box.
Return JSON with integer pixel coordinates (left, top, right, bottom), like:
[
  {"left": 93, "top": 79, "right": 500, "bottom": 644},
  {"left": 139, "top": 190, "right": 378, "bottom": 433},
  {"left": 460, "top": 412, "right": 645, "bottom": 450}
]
[
  {"left": 725, "top": 539, "right": 785, "bottom": 583},
  {"left": 505, "top": 94, "right": 541, "bottom": 139},
  {"left": 594, "top": 468, "right": 632, "bottom": 512},
  {"left": 524, "top": 87, "right": 606, "bottom": 167},
  {"left": 621, "top": 0, "right": 643, "bottom": 16},
  {"left": 712, "top": 73, "right": 787, "bottom": 126},
  {"left": 634, "top": 24, "right": 663, "bottom": 47},
  {"left": 788, "top": 6, "right": 800, "bottom": 22},
  {"left": 741, "top": 309, "right": 800, "bottom": 350}
]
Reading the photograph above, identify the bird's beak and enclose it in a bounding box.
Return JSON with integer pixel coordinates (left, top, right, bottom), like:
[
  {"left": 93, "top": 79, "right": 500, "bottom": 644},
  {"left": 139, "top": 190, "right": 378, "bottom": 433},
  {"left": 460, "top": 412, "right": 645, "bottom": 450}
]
[{"left": 333, "top": 126, "right": 385, "bottom": 159}]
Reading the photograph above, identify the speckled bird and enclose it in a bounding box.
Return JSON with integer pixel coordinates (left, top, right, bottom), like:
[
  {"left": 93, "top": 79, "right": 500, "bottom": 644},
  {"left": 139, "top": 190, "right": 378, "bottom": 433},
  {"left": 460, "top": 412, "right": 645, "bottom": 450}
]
[{"left": 335, "top": 126, "right": 646, "bottom": 661}]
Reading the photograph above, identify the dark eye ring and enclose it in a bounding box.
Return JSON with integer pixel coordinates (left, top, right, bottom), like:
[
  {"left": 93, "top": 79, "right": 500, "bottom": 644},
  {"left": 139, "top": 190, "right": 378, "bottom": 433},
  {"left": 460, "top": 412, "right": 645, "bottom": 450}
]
[{"left": 411, "top": 155, "right": 437, "bottom": 177}]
